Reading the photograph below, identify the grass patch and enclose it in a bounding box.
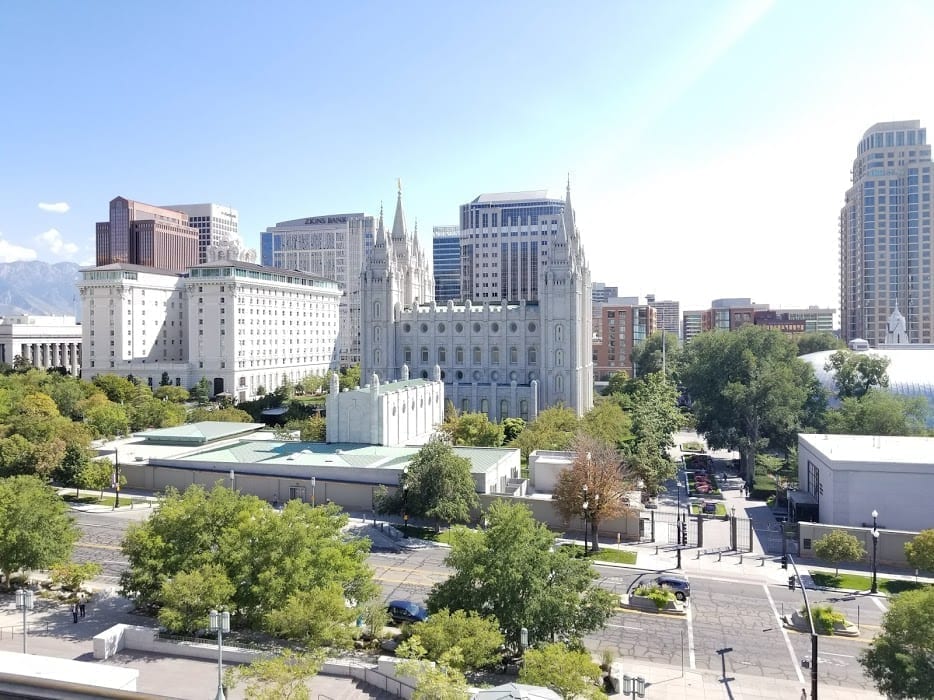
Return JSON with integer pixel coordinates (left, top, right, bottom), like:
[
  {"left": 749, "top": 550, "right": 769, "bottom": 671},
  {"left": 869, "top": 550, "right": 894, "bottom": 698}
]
[
  {"left": 559, "top": 544, "right": 637, "bottom": 565},
  {"left": 689, "top": 502, "right": 727, "bottom": 516},
  {"left": 681, "top": 441, "right": 704, "bottom": 453},
  {"left": 810, "top": 571, "right": 929, "bottom": 594},
  {"left": 61, "top": 493, "right": 141, "bottom": 508}
]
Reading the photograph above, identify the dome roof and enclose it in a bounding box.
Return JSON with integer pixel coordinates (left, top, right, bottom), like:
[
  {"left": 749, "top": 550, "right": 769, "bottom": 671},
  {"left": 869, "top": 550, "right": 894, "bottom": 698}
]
[{"left": 801, "top": 346, "right": 934, "bottom": 401}]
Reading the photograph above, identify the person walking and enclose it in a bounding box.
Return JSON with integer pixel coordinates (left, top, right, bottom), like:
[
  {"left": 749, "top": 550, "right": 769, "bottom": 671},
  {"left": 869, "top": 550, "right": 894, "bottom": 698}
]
[
  {"left": 78, "top": 595, "right": 86, "bottom": 618},
  {"left": 801, "top": 689, "right": 808, "bottom": 700},
  {"left": 71, "top": 602, "right": 79, "bottom": 623}
]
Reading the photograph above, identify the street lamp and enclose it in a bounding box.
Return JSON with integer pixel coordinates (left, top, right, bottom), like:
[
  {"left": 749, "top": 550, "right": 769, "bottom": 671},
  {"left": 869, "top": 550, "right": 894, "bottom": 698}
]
[
  {"left": 229, "top": 469, "right": 235, "bottom": 492},
  {"left": 112, "top": 448, "right": 121, "bottom": 509},
  {"left": 402, "top": 466, "right": 409, "bottom": 538},
  {"left": 591, "top": 493, "right": 600, "bottom": 553},
  {"left": 582, "top": 483, "right": 589, "bottom": 554},
  {"left": 871, "top": 509, "right": 879, "bottom": 594},
  {"left": 311, "top": 476, "right": 316, "bottom": 506},
  {"left": 208, "top": 609, "right": 230, "bottom": 700},
  {"left": 15, "top": 588, "right": 33, "bottom": 654},
  {"left": 622, "top": 674, "right": 646, "bottom": 698}
]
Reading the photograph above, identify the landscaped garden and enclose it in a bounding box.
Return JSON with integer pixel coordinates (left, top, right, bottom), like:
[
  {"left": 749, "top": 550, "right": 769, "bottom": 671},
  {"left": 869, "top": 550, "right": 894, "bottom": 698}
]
[
  {"left": 688, "top": 470, "right": 721, "bottom": 497},
  {"left": 810, "top": 571, "right": 929, "bottom": 595},
  {"left": 689, "top": 501, "right": 727, "bottom": 517}
]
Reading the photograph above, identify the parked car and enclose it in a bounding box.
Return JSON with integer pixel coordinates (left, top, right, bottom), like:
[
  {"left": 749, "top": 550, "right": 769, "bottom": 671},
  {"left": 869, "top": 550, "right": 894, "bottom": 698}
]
[
  {"left": 387, "top": 599, "right": 428, "bottom": 625},
  {"left": 655, "top": 574, "right": 691, "bottom": 601}
]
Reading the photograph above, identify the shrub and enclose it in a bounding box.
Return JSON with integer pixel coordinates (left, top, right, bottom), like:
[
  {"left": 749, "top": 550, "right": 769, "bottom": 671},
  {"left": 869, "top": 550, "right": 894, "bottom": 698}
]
[
  {"left": 633, "top": 584, "right": 674, "bottom": 609},
  {"left": 50, "top": 562, "right": 102, "bottom": 591},
  {"left": 809, "top": 604, "right": 845, "bottom": 635}
]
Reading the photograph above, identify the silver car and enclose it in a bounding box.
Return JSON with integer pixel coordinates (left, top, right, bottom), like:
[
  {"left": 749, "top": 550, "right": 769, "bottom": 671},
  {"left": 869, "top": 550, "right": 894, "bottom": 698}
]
[{"left": 655, "top": 574, "right": 691, "bottom": 601}]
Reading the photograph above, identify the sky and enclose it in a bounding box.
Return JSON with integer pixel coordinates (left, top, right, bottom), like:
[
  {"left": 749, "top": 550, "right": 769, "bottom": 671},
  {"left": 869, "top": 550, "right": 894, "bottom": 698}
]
[{"left": 2, "top": 0, "right": 934, "bottom": 314}]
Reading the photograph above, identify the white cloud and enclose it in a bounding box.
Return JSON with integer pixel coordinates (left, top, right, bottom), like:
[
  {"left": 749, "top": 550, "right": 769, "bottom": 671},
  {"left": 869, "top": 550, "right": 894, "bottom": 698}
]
[
  {"left": 38, "top": 202, "right": 70, "bottom": 214},
  {"left": 0, "top": 233, "right": 37, "bottom": 262},
  {"left": 36, "top": 228, "right": 78, "bottom": 257}
]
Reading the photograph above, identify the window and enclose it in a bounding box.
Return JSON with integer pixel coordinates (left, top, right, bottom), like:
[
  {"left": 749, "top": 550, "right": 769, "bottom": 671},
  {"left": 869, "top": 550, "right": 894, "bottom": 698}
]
[
  {"left": 480, "top": 398, "right": 489, "bottom": 414},
  {"left": 421, "top": 347, "right": 429, "bottom": 363},
  {"left": 456, "top": 346, "right": 464, "bottom": 364},
  {"left": 461, "top": 398, "right": 470, "bottom": 413},
  {"left": 374, "top": 301, "right": 381, "bottom": 319},
  {"left": 491, "top": 347, "right": 500, "bottom": 364},
  {"left": 500, "top": 399, "right": 509, "bottom": 418},
  {"left": 473, "top": 346, "right": 482, "bottom": 364},
  {"left": 404, "top": 347, "right": 412, "bottom": 363},
  {"left": 510, "top": 346, "right": 518, "bottom": 364},
  {"left": 438, "top": 346, "right": 447, "bottom": 363},
  {"left": 556, "top": 375, "right": 564, "bottom": 392},
  {"left": 528, "top": 347, "right": 537, "bottom": 364},
  {"left": 555, "top": 324, "right": 564, "bottom": 342}
]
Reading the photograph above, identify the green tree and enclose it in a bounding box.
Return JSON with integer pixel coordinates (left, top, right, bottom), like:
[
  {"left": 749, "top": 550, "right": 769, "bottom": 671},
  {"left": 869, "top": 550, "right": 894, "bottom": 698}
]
[
  {"left": 128, "top": 391, "right": 186, "bottom": 430},
  {"left": 603, "top": 370, "right": 633, "bottom": 397},
  {"left": 512, "top": 406, "right": 579, "bottom": 460},
  {"left": 630, "top": 330, "right": 682, "bottom": 380},
  {"left": 263, "top": 584, "right": 357, "bottom": 649},
  {"left": 159, "top": 371, "right": 172, "bottom": 387},
  {"left": 92, "top": 374, "right": 139, "bottom": 403},
  {"left": 230, "top": 649, "right": 324, "bottom": 700},
  {"left": 50, "top": 562, "right": 102, "bottom": 591},
  {"left": 427, "top": 501, "right": 616, "bottom": 651},
  {"left": 120, "top": 486, "right": 376, "bottom": 628},
  {"left": 823, "top": 389, "right": 928, "bottom": 436},
  {"left": 441, "top": 411, "right": 504, "bottom": 446},
  {"left": 812, "top": 529, "right": 865, "bottom": 576},
  {"left": 157, "top": 563, "right": 236, "bottom": 634},
  {"left": 625, "top": 373, "right": 682, "bottom": 495},
  {"left": 796, "top": 332, "right": 845, "bottom": 355},
  {"left": 0, "top": 435, "right": 37, "bottom": 477},
  {"left": 859, "top": 586, "right": 934, "bottom": 699},
  {"left": 904, "top": 529, "right": 934, "bottom": 574},
  {"left": 0, "top": 475, "right": 79, "bottom": 588},
  {"left": 153, "top": 385, "right": 190, "bottom": 403},
  {"left": 520, "top": 642, "right": 606, "bottom": 700},
  {"left": 553, "top": 434, "right": 634, "bottom": 552},
  {"left": 339, "top": 365, "right": 361, "bottom": 391},
  {"left": 297, "top": 416, "right": 326, "bottom": 442},
  {"left": 824, "top": 350, "right": 890, "bottom": 399},
  {"left": 680, "top": 325, "right": 820, "bottom": 483},
  {"left": 396, "top": 658, "right": 470, "bottom": 700},
  {"left": 580, "top": 400, "right": 631, "bottom": 448},
  {"left": 502, "top": 417, "right": 526, "bottom": 443},
  {"left": 83, "top": 400, "right": 130, "bottom": 438},
  {"left": 189, "top": 377, "right": 211, "bottom": 405},
  {"left": 78, "top": 458, "right": 118, "bottom": 499},
  {"left": 410, "top": 609, "right": 504, "bottom": 671},
  {"left": 47, "top": 377, "right": 93, "bottom": 420},
  {"left": 187, "top": 406, "right": 253, "bottom": 423},
  {"left": 375, "top": 437, "right": 479, "bottom": 528}
]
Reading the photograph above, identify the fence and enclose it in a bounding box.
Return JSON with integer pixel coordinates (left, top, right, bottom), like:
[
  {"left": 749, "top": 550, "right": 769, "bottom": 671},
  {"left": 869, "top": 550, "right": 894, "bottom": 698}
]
[{"left": 0, "top": 622, "right": 51, "bottom": 639}]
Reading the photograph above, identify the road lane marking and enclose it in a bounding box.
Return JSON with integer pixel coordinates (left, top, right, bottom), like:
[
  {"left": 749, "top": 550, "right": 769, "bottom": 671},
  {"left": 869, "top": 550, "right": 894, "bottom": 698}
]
[
  {"left": 871, "top": 596, "right": 887, "bottom": 613},
  {"left": 762, "top": 582, "right": 806, "bottom": 685},
  {"left": 684, "top": 601, "right": 696, "bottom": 669},
  {"left": 606, "top": 623, "right": 643, "bottom": 631},
  {"left": 823, "top": 652, "right": 854, "bottom": 658},
  {"left": 77, "top": 543, "right": 122, "bottom": 551}
]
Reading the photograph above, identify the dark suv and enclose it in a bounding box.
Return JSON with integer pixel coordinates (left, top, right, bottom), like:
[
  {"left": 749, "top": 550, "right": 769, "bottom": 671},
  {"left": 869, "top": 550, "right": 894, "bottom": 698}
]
[
  {"left": 387, "top": 600, "right": 429, "bottom": 625},
  {"left": 655, "top": 574, "right": 691, "bottom": 601}
]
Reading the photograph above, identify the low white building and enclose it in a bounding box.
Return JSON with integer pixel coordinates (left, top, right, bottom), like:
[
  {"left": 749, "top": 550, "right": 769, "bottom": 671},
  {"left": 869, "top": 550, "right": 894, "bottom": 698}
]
[
  {"left": 796, "top": 433, "right": 934, "bottom": 532},
  {"left": 0, "top": 314, "right": 81, "bottom": 374}
]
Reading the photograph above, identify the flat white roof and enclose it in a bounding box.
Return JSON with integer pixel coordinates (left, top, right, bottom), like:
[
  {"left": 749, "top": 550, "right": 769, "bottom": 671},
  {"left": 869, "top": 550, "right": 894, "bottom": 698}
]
[
  {"left": 799, "top": 433, "right": 934, "bottom": 466},
  {"left": 0, "top": 649, "right": 138, "bottom": 690}
]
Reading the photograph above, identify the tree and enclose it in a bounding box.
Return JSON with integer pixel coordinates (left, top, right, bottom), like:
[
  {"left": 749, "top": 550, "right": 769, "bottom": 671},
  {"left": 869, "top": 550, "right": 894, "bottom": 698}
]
[
  {"left": 187, "top": 406, "right": 253, "bottom": 423},
  {"left": 92, "top": 374, "right": 139, "bottom": 403},
  {"left": 812, "top": 530, "right": 865, "bottom": 576},
  {"left": 441, "top": 411, "right": 504, "bottom": 446},
  {"left": 630, "top": 330, "right": 682, "bottom": 380},
  {"left": 396, "top": 658, "right": 470, "bottom": 700},
  {"left": 427, "top": 501, "right": 616, "bottom": 651},
  {"left": 298, "top": 416, "right": 326, "bottom": 442},
  {"left": 157, "top": 563, "right": 236, "bottom": 634},
  {"left": 50, "top": 562, "right": 102, "bottom": 591},
  {"left": 520, "top": 642, "right": 606, "bottom": 700},
  {"left": 579, "top": 401, "right": 631, "bottom": 448},
  {"left": 859, "top": 586, "right": 934, "bottom": 699},
  {"left": 502, "top": 417, "right": 525, "bottom": 443},
  {"left": 680, "top": 326, "right": 819, "bottom": 483},
  {"left": 189, "top": 377, "right": 211, "bottom": 405},
  {"left": 0, "top": 475, "right": 79, "bottom": 588},
  {"left": 823, "top": 389, "right": 928, "bottom": 436},
  {"left": 625, "top": 373, "right": 682, "bottom": 495},
  {"left": 553, "top": 434, "right": 634, "bottom": 552},
  {"left": 375, "top": 437, "right": 479, "bottom": 528},
  {"left": 83, "top": 401, "right": 130, "bottom": 438},
  {"left": 339, "top": 365, "right": 361, "bottom": 391},
  {"left": 409, "top": 609, "right": 504, "bottom": 671},
  {"left": 824, "top": 350, "right": 890, "bottom": 399},
  {"left": 153, "top": 385, "right": 190, "bottom": 403},
  {"left": 78, "top": 458, "right": 118, "bottom": 499},
  {"left": 796, "top": 332, "right": 845, "bottom": 355},
  {"left": 120, "top": 485, "right": 377, "bottom": 628},
  {"left": 603, "top": 370, "right": 632, "bottom": 397},
  {"left": 904, "top": 529, "right": 934, "bottom": 574},
  {"left": 512, "top": 406, "right": 579, "bottom": 460},
  {"left": 263, "top": 584, "right": 357, "bottom": 649},
  {"left": 230, "top": 649, "right": 325, "bottom": 700}
]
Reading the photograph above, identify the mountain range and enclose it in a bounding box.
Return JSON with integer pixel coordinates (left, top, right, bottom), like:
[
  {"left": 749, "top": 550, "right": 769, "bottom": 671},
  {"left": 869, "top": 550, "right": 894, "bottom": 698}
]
[{"left": 0, "top": 261, "right": 81, "bottom": 317}]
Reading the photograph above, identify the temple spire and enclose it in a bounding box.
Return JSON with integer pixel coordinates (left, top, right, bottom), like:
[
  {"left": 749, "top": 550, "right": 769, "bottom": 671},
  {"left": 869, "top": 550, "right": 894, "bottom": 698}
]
[
  {"left": 375, "top": 201, "right": 386, "bottom": 246},
  {"left": 391, "top": 179, "right": 406, "bottom": 240}
]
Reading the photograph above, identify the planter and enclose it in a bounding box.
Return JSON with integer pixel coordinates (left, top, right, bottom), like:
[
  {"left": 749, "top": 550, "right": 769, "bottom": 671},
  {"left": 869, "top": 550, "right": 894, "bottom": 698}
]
[
  {"left": 782, "top": 610, "right": 860, "bottom": 637},
  {"left": 622, "top": 594, "right": 686, "bottom": 616}
]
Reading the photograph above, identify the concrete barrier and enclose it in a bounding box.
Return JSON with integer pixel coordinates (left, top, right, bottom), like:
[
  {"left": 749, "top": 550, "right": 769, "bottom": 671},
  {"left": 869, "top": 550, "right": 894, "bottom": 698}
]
[{"left": 621, "top": 594, "right": 686, "bottom": 616}]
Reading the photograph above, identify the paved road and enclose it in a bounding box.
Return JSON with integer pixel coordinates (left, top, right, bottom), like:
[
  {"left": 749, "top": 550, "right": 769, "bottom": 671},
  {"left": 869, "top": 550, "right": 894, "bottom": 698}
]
[
  {"left": 72, "top": 509, "right": 148, "bottom": 586},
  {"left": 71, "top": 507, "right": 885, "bottom": 693}
]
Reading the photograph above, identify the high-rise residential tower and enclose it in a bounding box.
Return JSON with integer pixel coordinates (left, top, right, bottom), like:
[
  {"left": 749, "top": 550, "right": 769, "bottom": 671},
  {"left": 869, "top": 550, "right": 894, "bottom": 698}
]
[
  {"left": 95, "top": 197, "right": 199, "bottom": 273},
  {"left": 840, "top": 120, "right": 934, "bottom": 345},
  {"left": 163, "top": 203, "right": 255, "bottom": 264},
  {"left": 458, "top": 190, "right": 569, "bottom": 302},
  {"left": 646, "top": 294, "right": 681, "bottom": 339},
  {"left": 432, "top": 225, "right": 461, "bottom": 302},
  {"left": 261, "top": 212, "right": 376, "bottom": 367}
]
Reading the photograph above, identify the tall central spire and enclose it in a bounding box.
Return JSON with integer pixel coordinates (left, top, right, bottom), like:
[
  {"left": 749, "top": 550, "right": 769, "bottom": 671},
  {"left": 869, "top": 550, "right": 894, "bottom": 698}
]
[{"left": 391, "top": 178, "right": 407, "bottom": 240}]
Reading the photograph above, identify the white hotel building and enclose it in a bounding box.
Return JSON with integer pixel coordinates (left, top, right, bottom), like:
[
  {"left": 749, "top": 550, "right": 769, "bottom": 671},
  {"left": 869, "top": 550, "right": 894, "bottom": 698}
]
[{"left": 78, "top": 261, "right": 340, "bottom": 402}]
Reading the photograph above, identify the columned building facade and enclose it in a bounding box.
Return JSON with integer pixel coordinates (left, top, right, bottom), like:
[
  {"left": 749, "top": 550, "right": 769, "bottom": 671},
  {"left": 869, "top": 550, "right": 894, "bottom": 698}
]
[
  {"left": 0, "top": 315, "right": 82, "bottom": 374},
  {"left": 361, "top": 184, "right": 593, "bottom": 419}
]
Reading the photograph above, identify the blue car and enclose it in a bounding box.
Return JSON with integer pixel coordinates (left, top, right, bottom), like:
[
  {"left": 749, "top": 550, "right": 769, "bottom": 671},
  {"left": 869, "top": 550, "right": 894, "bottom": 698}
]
[{"left": 387, "top": 600, "right": 428, "bottom": 624}]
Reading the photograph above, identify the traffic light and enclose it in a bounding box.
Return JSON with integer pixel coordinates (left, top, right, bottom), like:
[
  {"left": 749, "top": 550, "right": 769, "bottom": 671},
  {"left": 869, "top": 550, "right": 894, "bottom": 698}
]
[
  {"left": 680, "top": 519, "right": 688, "bottom": 546},
  {"left": 781, "top": 554, "right": 788, "bottom": 569},
  {"left": 788, "top": 576, "right": 796, "bottom": 590}
]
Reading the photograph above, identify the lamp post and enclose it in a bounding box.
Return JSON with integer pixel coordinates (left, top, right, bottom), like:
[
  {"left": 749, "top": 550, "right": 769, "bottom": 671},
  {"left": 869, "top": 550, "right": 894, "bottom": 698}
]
[
  {"left": 402, "top": 466, "right": 409, "bottom": 538},
  {"left": 582, "top": 483, "right": 589, "bottom": 555},
  {"left": 15, "top": 589, "right": 33, "bottom": 654},
  {"left": 229, "top": 469, "right": 235, "bottom": 492},
  {"left": 871, "top": 510, "right": 879, "bottom": 594},
  {"left": 209, "top": 609, "right": 230, "bottom": 700},
  {"left": 622, "top": 674, "right": 646, "bottom": 698},
  {"left": 112, "top": 448, "right": 121, "bottom": 509},
  {"left": 311, "top": 476, "right": 316, "bottom": 506},
  {"left": 591, "top": 493, "right": 600, "bottom": 553}
]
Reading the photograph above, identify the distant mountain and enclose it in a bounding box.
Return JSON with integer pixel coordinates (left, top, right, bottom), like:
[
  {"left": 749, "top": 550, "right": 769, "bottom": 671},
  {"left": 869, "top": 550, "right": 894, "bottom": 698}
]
[{"left": 0, "top": 261, "right": 81, "bottom": 317}]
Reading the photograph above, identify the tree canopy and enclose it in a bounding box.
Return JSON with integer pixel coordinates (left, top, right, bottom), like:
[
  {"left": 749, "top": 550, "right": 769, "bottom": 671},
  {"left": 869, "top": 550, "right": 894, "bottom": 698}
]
[
  {"left": 812, "top": 529, "right": 865, "bottom": 576},
  {"left": 427, "top": 501, "right": 616, "bottom": 651},
  {"left": 120, "top": 484, "right": 376, "bottom": 633},
  {"left": 511, "top": 406, "right": 579, "bottom": 460},
  {"left": 408, "top": 609, "right": 504, "bottom": 671},
  {"left": 441, "top": 411, "right": 504, "bottom": 447},
  {"left": 823, "top": 389, "right": 929, "bottom": 436},
  {"left": 630, "top": 330, "right": 682, "bottom": 380},
  {"left": 520, "top": 642, "right": 606, "bottom": 700},
  {"left": 680, "top": 326, "right": 820, "bottom": 482},
  {"left": 796, "top": 332, "right": 845, "bottom": 356},
  {"left": 0, "top": 475, "right": 79, "bottom": 587},
  {"left": 860, "top": 586, "right": 934, "bottom": 698},
  {"left": 824, "top": 350, "right": 890, "bottom": 399},
  {"left": 624, "top": 373, "right": 681, "bottom": 495},
  {"left": 904, "top": 529, "right": 934, "bottom": 574}
]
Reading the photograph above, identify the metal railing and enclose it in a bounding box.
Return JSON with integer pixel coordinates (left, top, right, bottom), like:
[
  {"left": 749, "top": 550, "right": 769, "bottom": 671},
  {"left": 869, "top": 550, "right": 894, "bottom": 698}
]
[{"left": 0, "top": 622, "right": 51, "bottom": 639}]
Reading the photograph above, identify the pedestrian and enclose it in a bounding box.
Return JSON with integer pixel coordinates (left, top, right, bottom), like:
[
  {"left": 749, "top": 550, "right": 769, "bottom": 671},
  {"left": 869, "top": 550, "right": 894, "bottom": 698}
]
[
  {"left": 801, "top": 689, "right": 808, "bottom": 700},
  {"left": 71, "top": 602, "right": 79, "bottom": 624},
  {"left": 79, "top": 595, "right": 86, "bottom": 618}
]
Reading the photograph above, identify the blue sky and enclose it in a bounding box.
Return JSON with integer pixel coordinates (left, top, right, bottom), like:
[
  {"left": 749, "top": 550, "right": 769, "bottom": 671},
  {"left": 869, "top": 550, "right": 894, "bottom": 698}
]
[{"left": 2, "top": 0, "right": 933, "bottom": 312}]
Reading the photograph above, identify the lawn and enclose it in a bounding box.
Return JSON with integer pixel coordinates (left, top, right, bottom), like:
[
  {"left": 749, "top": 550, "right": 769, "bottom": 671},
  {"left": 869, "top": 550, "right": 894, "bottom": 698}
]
[
  {"left": 559, "top": 544, "right": 638, "bottom": 565},
  {"left": 689, "top": 502, "right": 727, "bottom": 517},
  {"left": 681, "top": 441, "right": 704, "bottom": 453},
  {"left": 810, "top": 571, "right": 929, "bottom": 594},
  {"left": 62, "top": 493, "right": 144, "bottom": 508}
]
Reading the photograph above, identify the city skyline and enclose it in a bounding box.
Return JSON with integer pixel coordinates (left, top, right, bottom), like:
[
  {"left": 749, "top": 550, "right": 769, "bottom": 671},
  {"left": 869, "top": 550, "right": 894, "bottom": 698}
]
[{"left": 2, "top": 1, "right": 934, "bottom": 311}]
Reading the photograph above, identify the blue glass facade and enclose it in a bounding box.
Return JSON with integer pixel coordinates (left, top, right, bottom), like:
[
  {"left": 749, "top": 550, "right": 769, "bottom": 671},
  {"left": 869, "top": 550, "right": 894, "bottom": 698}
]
[{"left": 432, "top": 227, "right": 461, "bottom": 302}]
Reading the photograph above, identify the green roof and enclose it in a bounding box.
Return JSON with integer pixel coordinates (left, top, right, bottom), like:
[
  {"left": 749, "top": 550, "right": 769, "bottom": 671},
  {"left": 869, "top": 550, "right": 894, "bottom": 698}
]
[{"left": 135, "top": 421, "right": 266, "bottom": 445}]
